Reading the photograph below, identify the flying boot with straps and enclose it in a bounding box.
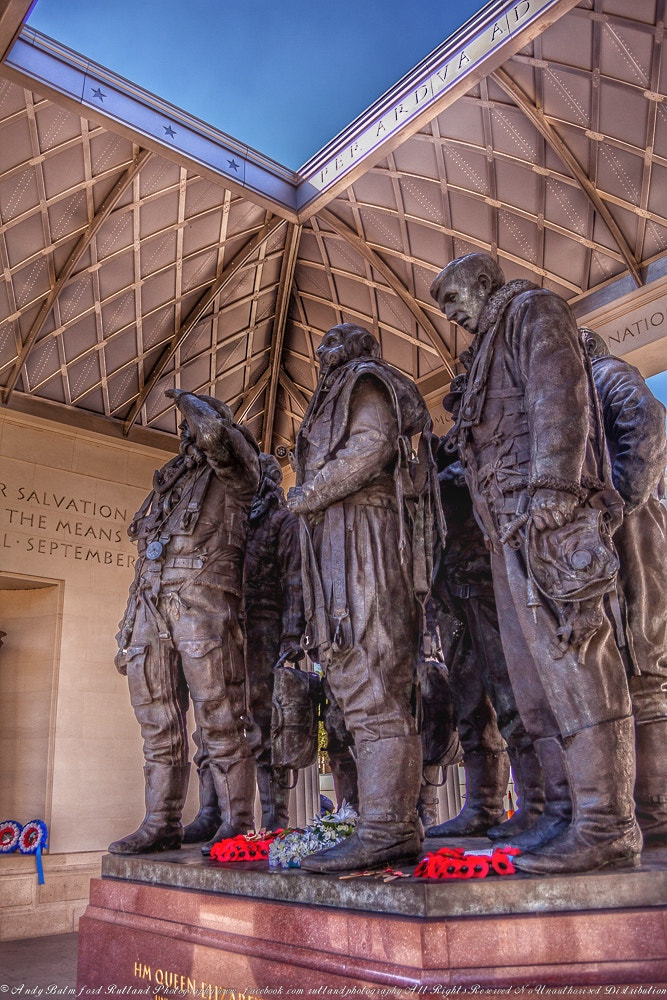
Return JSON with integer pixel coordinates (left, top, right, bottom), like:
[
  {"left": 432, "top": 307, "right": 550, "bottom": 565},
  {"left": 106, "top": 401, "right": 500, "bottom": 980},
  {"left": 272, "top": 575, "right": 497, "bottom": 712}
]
[
  {"left": 182, "top": 762, "right": 221, "bottom": 844},
  {"left": 513, "top": 717, "right": 642, "bottom": 874},
  {"left": 492, "top": 734, "right": 571, "bottom": 851},
  {"left": 487, "top": 743, "right": 545, "bottom": 840},
  {"left": 201, "top": 755, "right": 257, "bottom": 855},
  {"left": 109, "top": 762, "right": 190, "bottom": 854},
  {"left": 301, "top": 735, "right": 423, "bottom": 873},
  {"left": 426, "top": 750, "right": 509, "bottom": 837},
  {"left": 256, "top": 763, "right": 291, "bottom": 831}
]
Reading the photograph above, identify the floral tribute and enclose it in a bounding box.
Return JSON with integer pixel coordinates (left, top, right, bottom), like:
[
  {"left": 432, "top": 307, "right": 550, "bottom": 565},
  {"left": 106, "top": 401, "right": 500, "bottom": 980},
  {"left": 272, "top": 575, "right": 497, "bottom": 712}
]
[
  {"left": 0, "top": 819, "right": 48, "bottom": 885},
  {"left": 209, "top": 830, "right": 280, "bottom": 862},
  {"left": 269, "top": 803, "right": 358, "bottom": 869},
  {"left": 0, "top": 820, "right": 22, "bottom": 853},
  {"left": 413, "top": 845, "right": 520, "bottom": 879},
  {"left": 18, "top": 820, "right": 48, "bottom": 856},
  {"left": 208, "top": 804, "right": 358, "bottom": 869}
]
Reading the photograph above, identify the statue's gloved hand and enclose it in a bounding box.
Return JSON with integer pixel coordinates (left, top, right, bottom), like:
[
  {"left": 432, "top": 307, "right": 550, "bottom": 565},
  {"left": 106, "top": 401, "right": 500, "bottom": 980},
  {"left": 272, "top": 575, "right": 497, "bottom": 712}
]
[
  {"left": 278, "top": 639, "right": 304, "bottom": 663},
  {"left": 286, "top": 485, "right": 308, "bottom": 513},
  {"left": 530, "top": 488, "right": 578, "bottom": 531},
  {"left": 165, "top": 387, "right": 187, "bottom": 406},
  {"left": 114, "top": 626, "right": 132, "bottom": 675},
  {"left": 114, "top": 649, "right": 128, "bottom": 676}
]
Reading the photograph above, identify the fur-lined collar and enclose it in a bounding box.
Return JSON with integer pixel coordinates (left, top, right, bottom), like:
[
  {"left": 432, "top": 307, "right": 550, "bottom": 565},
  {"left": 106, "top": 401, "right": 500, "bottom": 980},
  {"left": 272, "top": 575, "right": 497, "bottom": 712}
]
[{"left": 478, "top": 279, "right": 538, "bottom": 334}]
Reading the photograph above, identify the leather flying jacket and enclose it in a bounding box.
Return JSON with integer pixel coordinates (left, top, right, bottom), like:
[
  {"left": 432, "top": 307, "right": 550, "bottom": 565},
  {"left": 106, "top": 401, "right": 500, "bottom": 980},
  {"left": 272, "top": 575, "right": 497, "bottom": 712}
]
[
  {"left": 454, "top": 281, "right": 616, "bottom": 514},
  {"left": 244, "top": 484, "right": 304, "bottom": 640},
  {"left": 590, "top": 354, "right": 667, "bottom": 511}
]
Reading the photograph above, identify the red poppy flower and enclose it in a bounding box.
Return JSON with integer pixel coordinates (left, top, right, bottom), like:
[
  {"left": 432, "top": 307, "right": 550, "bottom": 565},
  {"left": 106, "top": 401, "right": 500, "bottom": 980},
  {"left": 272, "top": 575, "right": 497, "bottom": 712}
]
[
  {"left": 209, "top": 832, "right": 277, "bottom": 862},
  {"left": 491, "top": 848, "right": 519, "bottom": 875},
  {"left": 466, "top": 854, "right": 491, "bottom": 878}
]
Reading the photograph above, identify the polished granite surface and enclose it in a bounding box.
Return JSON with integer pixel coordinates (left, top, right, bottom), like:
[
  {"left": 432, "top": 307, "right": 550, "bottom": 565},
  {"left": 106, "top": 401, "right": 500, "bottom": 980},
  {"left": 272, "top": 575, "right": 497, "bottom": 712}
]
[{"left": 102, "top": 837, "right": 667, "bottom": 918}]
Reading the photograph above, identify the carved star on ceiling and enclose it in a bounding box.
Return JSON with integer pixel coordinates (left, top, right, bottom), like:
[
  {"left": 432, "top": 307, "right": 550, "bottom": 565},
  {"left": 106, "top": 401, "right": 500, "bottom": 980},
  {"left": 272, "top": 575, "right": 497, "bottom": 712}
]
[
  {"left": 163, "top": 125, "right": 176, "bottom": 138},
  {"left": 227, "top": 158, "right": 240, "bottom": 172},
  {"left": 91, "top": 87, "right": 106, "bottom": 102}
]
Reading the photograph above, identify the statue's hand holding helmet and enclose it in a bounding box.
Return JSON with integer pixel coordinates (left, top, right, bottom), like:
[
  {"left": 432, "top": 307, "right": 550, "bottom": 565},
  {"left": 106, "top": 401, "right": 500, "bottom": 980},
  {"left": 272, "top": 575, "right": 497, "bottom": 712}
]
[{"left": 530, "top": 488, "right": 578, "bottom": 531}]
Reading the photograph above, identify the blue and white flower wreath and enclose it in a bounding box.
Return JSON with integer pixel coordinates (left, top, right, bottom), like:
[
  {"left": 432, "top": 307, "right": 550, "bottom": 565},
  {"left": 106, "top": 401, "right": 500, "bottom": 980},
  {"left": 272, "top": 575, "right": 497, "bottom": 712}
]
[{"left": 0, "top": 819, "right": 48, "bottom": 883}]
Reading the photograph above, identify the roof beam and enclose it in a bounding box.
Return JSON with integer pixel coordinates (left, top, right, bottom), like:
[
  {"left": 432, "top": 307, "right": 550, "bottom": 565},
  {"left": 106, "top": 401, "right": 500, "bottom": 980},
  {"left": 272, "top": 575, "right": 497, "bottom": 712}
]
[
  {"left": 0, "top": 0, "right": 34, "bottom": 61},
  {"left": 491, "top": 67, "right": 643, "bottom": 288},
  {"left": 3, "top": 147, "right": 154, "bottom": 404},
  {"left": 234, "top": 366, "right": 272, "bottom": 423},
  {"left": 318, "top": 208, "right": 455, "bottom": 377},
  {"left": 278, "top": 369, "right": 310, "bottom": 414},
  {"left": 123, "top": 214, "right": 287, "bottom": 435},
  {"left": 261, "top": 223, "right": 302, "bottom": 452}
]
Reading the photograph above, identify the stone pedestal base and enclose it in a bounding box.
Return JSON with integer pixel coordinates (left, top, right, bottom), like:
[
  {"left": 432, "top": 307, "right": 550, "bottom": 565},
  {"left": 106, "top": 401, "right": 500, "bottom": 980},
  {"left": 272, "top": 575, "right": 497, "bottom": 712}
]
[{"left": 77, "top": 845, "right": 667, "bottom": 998}]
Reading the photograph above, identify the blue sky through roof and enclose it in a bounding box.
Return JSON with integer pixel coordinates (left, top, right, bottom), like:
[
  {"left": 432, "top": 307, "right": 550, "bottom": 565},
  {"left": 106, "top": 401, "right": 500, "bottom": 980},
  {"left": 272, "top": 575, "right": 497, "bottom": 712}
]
[{"left": 27, "top": 0, "right": 486, "bottom": 170}]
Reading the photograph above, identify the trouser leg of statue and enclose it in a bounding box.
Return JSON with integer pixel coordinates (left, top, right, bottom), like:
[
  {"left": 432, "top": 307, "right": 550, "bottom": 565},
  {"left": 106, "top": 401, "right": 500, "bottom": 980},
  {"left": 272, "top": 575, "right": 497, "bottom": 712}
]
[
  {"left": 256, "top": 763, "right": 291, "bottom": 831},
  {"left": 492, "top": 735, "right": 571, "bottom": 850},
  {"left": 489, "top": 548, "right": 641, "bottom": 873},
  {"left": 615, "top": 505, "right": 667, "bottom": 847},
  {"left": 486, "top": 743, "right": 545, "bottom": 839},
  {"left": 300, "top": 505, "right": 423, "bottom": 873},
  {"left": 112, "top": 590, "right": 255, "bottom": 857},
  {"left": 245, "top": 619, "right": 291, "bottom": 831},
  {"left": 426, "top": 623, "right": 509, "bottom": 837},
  {"left": 192, "top": 656, "right": 256, "bottom": 853},
  {"left": 322, "top": 677, "right": 359, "bottom": 810},
  {"left": 427, "top": 588, "right": 544, "bottom": 839},
  {"left": 327, "top": 748, "right": 359, "bottom": 811},
  {"left": 109, "top": 620, "right": 192, "bottom": 855},
  {"left": 182, "top": 729, "right": 221, "bottom": 843},
  {"left": 469, "top": 594, "right": 545, "bottom": 839}
]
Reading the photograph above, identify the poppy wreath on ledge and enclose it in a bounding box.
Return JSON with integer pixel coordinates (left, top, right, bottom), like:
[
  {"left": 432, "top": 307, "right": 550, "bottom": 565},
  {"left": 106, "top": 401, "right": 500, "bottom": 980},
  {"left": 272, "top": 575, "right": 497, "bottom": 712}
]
[
  {"left": 0, "top": 820, "right": 22, "bottom": 853},
  {"left": 209, "top": 830, "right": 280, "bottom": 862},
  {"left": 208, "top": 804, "right": 359, "bottom": 870},
  {"left": 413, "top": 845, "right": 521, "bottom": 879}
]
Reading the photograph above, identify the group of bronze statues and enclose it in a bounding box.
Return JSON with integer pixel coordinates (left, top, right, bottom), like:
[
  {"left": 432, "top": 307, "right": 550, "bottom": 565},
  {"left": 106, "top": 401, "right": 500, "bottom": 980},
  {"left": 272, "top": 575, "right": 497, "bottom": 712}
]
[{"left": 109, "top": 252, "right": 667, "bottom": 878}]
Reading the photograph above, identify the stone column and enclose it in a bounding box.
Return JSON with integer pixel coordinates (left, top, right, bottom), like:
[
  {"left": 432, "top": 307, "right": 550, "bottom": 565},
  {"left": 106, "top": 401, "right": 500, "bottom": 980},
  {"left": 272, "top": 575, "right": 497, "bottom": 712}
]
[{"left": 288, "top": 763, "right": 320, "bottom": 827}]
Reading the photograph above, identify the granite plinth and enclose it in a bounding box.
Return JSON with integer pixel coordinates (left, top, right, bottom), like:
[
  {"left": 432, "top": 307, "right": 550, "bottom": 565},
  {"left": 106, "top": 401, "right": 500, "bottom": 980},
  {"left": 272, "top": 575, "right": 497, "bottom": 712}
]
[
  {"left": 77, "top": 843, "right": 667, "bottom": 998},
  {"left": 101, "top": 839, "right": 667, "bottom": 918}
]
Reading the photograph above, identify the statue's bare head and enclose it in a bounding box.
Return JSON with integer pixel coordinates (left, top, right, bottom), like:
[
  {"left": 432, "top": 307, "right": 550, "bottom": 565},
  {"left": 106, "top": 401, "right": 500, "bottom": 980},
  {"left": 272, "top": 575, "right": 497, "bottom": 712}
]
[
  {"left": 316, "top": 323, "right": 380, "bottom": 374},
  {"left": 579, "top": 327, "right": 610, "bottom": 359},
  {"left": 430, "top": 253, "right": 505, "bottom": 335}
]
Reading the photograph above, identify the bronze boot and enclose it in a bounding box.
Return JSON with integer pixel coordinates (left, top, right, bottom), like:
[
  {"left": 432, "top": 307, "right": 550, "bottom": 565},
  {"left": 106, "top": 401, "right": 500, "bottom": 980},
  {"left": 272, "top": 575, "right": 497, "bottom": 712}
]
[
  {"left": 426, "top": 751, "right": 509, "bottom": 837},
  {"left": 493, "top": 735, "right": 571, "bottom": 851},
  {"left": 487, "top": 743, "right": 545, "bottom": 840},
  {"left": 201, "top": 755, "right": 257, "bottom": 855},
  {"left": 300, "top": 736, "right": 423, "bottom": 873},
  {"left": 108, "top": 763, "right": 189, "bottom": 855},
  {"left": 256, "top": 764, "right": 291, "bottom": 831},
  {"left": 182, "top": 763, "right": 221, "bottom": 843},
  {"left": 418, "top": 765, "right": 442, "bottom": 830},
  {"left": 634, "top": 718, "right": 667, "bottom": 847},
  {"left": 514, "top": 717, "right": 643, "bottom": 874}
]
